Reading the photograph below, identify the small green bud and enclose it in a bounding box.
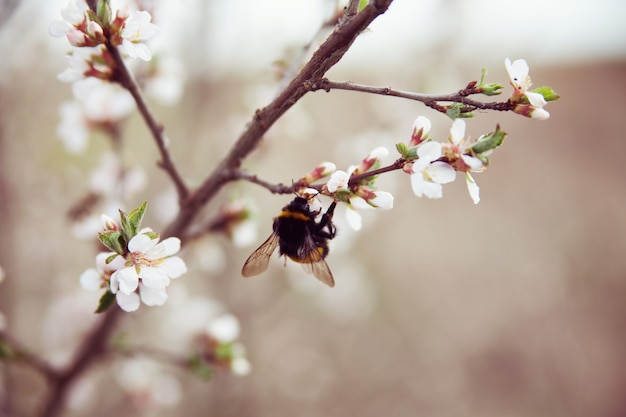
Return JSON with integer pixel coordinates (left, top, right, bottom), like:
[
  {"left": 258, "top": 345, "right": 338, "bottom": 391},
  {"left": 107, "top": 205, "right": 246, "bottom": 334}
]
[
  {"left": 479, "top": 83, "right": 503, "bottom": 96},
  {"left": 396, "top": 142, "right": 409, "bottom": 159},
  {"left": 96, "top": 0, "right": 112, "bottom": 26}
]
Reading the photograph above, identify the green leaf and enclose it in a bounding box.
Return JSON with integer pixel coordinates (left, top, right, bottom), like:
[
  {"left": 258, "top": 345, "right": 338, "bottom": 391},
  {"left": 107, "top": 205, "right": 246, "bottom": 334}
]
[
  {"left": 127, "top": 201, "right": 147, "bottom": 231},
  {"left": 358, "top": 0, "right": 369, "bottom": 12},
  {"left": 95, "top": 290, "right": 117, "bottom": 313},
  {"left": 105, "top": 253, "right": 120, "bottom": 265},
  {"left": 98, "top": 230, "right": 125, "bottom": 254},
  {"left": 470, "top": 124, "right": 507, "bottom": 154},
  {"left": 119, "top": 201, "right": 147, "bottom": 242},
  {"left": 532, "top": 86, "right": 560, "bottom": 102}
]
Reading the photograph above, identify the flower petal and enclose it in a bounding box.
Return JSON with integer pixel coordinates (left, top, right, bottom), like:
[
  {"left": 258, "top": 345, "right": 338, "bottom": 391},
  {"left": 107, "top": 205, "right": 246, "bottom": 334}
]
[
  {"left": 114, "top": 267, "right": 139, "bottom": 294},
  {"left": 370, "top": 191, "right": 394, "bottom": 210},
  {"left": 147, "top": 237, "right": 181, "bottom": 259},
  {"left": 416, "top": 141, "right": 442, "bottom": 162},
  {"left": 449, "top": 119, "right": 466, "bottom": 144},
  {"left": 139, "top": 267, "right": 170, "bottom": 289},
  {"left": 345, "top": 207, "right": 362, "bottom": 231},
  {"left": 428, "top": 162, "right": 456, "bottom": 184},
  {"left": 159, "top": 256, "right": 187, "bottom": 279},
  {"left": 116, "top": 292, "right": 140, "bottom": 312},
  {"left": 139, "top": 283, "right": 168, "bottom": 306},
  {"left": 466, "top": 173, "right": 480, "bottom": 204},
  {"left": 128, "top": 233, "right": 157, "bottom": 253}
]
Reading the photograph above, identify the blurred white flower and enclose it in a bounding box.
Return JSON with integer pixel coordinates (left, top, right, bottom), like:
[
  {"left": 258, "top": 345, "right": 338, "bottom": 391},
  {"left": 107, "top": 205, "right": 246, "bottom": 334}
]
[{"left": 206, "top": 313, "right": 241, "bottom": 343}]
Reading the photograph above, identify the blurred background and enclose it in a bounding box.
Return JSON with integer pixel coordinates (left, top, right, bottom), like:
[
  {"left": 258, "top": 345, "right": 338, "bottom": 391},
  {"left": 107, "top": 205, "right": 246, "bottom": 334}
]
[{"left": 1, "top": 0, "right": 626, "bottom": 416}]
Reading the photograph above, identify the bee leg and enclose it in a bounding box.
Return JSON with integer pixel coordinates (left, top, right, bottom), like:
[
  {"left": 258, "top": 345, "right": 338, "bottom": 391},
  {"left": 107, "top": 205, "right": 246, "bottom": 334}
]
[{"left": 317, "top": 202, "right": 337, "bottom": 239}]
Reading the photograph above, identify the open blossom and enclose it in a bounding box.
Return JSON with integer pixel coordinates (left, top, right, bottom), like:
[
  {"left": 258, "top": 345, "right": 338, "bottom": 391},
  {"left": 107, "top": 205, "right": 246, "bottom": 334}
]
[
  {"left": 505, "top": 58, "right": 549, "bottom": 119},
  {"left": 443, "top": 119, "right": 484, "bottom": 204},
  {"left": 109, "top": 232, "right": 187, "bottom": 312},
  {"left": 409, "top": 141, "right": 456, "bottom": 199},
  {"left": 120, "top": 10, "right": 159, "bottom": 61}
]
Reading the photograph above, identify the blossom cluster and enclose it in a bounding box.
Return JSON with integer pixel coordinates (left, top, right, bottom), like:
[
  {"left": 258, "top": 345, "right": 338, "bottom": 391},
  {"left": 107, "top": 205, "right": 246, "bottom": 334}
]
[
  {"left": 80, "top": 203, "right": 187, "bottom": 312},
  {"left": 49, "top": 1, "right": 165, "bottom": 154},
  {"left": 400, "top": 116, "right": 497, "bottom": 204},
  {"left": 298, "top": 147, "right": 394, "bottom": 231}
]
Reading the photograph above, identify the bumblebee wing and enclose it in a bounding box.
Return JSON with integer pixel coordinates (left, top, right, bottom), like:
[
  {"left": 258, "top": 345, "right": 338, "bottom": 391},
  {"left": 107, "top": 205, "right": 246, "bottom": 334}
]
[
  {"left": 241, "top": 232, "right": 279, "bottom": 277},
  {"left": 300, "top": 250, "right": 335, "bottom": 288},
  {"left": 310, "top": 259, "right": 335, "bottom": 287}
]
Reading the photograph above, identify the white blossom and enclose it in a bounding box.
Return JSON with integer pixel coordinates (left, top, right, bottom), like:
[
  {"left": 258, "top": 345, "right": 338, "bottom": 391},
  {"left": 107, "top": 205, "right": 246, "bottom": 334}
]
[
  {"left": 410, "top": 141, "right": 456, "bottom": 199},
  {"left": 120, "top": 10, "right": 159, "bottom": 61}
]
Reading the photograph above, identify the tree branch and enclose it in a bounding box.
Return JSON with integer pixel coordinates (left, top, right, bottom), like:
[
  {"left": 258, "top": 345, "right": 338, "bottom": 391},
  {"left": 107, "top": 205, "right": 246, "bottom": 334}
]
[
  {"left": 309, "top": 78, "right": 515, "bottom": 115},
  {"left": 162, "top": 0, "right": 395, "bottom": 240}
]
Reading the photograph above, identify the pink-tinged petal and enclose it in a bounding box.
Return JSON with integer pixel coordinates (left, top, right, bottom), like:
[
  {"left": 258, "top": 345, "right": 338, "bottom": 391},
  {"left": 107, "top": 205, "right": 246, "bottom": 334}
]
[
  {"left": 128, "top": 233, "right": 157, "bottom": 253},
  {"left": 449, "top": 119, "right": 466, "bottom": 144},
  {"left": 138, "top": 283, "right": 168, "bottom": 306},
  {"left": 412, "top": 116, "right": 431, "bottom": 136},
  {"left": 428, "top": 162, "right": 456, "bottom": 184},
  {"left": 80, "top": 269, "right": 101, "bottom": 291},
  {"left": 147, "top": 237, "right": 181, "bottom": 259},
  {"left": 466, "top": 173, "right": 480, "bottom": 204},
  {"left": 159, "top": 256, "right": 187, "bottom": 279},
  {"left": 116, "top": 292, "right": 140, "bottom": 312},
  {"left": 114, "top": 267, "right": 139, "bottom": 295},
  {"left": 139, "top": 267, "right": 170, "bottom": 289}
]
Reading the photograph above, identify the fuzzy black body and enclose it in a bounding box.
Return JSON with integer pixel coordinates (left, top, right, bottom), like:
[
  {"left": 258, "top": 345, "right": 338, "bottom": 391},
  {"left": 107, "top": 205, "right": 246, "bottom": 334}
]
[
  {"left": 274, "top": 197, "right": 334, "bottom": 262},
  {"left": 241, "top": 196, "right": 337, "bottom": 287}
]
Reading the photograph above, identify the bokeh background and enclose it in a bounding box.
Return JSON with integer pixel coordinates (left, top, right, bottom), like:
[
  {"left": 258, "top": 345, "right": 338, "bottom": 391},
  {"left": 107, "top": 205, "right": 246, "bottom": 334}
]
[{"left": 1, "top": 0, "right": 626, "bottom": 416}]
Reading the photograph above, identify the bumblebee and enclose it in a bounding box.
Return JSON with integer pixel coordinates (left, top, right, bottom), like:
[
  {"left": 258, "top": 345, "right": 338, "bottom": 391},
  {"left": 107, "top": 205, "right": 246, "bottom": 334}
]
[{"left": 242, "top": 196, "right": 337, "bottom": 287}]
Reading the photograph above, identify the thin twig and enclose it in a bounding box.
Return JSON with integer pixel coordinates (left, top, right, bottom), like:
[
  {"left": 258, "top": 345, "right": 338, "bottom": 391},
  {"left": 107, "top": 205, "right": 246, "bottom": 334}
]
[
  {"left": 105, "top": 42, "right": 189, "bottom": 202},
  {"left": 309, "top": 79, "right": 515, "bottom": 114}
]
